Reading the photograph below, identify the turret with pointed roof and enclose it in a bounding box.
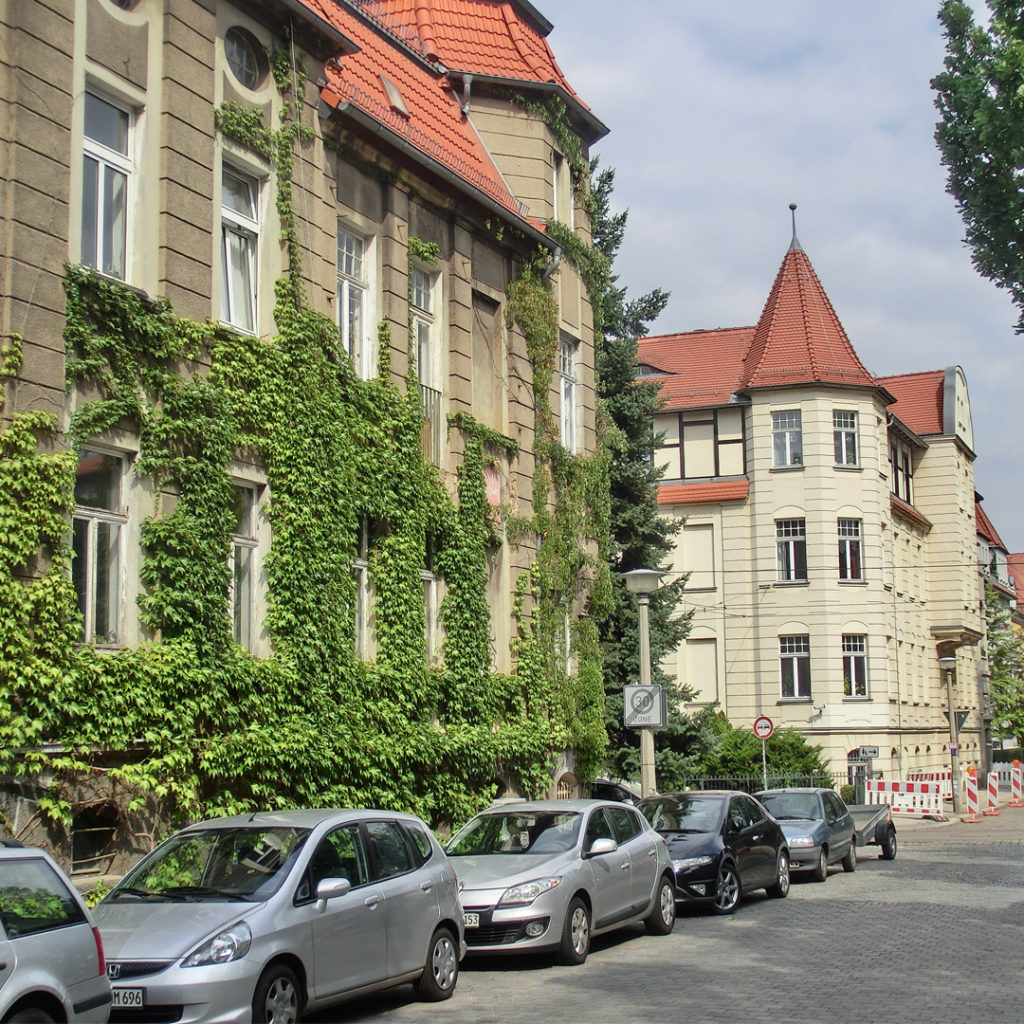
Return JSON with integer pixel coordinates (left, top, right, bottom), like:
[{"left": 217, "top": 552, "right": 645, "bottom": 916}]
[{"left": 738, "top": 212, "right": 883, "bottom": 394}]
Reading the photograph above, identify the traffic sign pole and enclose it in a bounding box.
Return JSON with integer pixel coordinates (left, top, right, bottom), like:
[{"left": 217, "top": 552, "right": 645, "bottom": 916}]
[{"left": 753, "top": 717, "right": 774, "bottom": 790}]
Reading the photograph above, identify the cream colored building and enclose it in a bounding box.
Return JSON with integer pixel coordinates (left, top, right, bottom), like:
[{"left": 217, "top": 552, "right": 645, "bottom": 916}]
[{"left": 639, "top": 231, "right": 985, "bottom": 783}]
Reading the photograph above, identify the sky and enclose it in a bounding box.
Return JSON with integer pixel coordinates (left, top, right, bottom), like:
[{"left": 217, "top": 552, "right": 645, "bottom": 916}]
[{"left": 539, "top": 0, "right": 1024, "bottom": 551}]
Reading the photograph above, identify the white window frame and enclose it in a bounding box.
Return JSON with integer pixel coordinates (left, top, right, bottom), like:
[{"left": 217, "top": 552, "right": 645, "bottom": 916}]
[
  {"left": 559, "top": 335, "right": 578, "bottom": 453},
  {"left": 72, "top": 448, "right": 127, "bottom": 646},
  {"left": 221, "top": 165, "right": 261, "bottom": 333},
  {"left": 780, "top": 635, "right": 811, "bottom": 699},
  {"left": 81, "top": 91, "right": 133, "bottom": 281},
  {"left": 423, "top": 535, "right": 440, "bottom": 663},
  {"left": 889, "top": 438, "right": 914, "bottom": 503},
  {"left": 230, "top": 484, "right": 258, "bottom": 650},
  {"left": 833, "top": 410, "right": 858, "bottom": 466},
  {"left": 772, "top": 410, "right": 802, "bottom": 467},
  {"left": 838, "top": 518, "right": 863, "bottom": 580},
  {"left": 412, "top": 266, "right": 440, "bottom": 390},
  {"left": 776, "top": 518, "right": 807, "bottom": 582},
  {"left": 353, "top": 517, "right": 372, "bottom": 659},
  {"left": 842, "top": 634, "right": 868, "bottom": 697},
  {"left": 337, "top": 226, "right": 375, "bottom": 378}
]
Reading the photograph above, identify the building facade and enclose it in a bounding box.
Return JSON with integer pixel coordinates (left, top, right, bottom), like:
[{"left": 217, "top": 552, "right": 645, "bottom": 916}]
[
  {"left": 640, "top": 229, "right": 986, "bottom": 784},
  {"left": 0, "top": 0, "right": 607, "bottom": 863}
]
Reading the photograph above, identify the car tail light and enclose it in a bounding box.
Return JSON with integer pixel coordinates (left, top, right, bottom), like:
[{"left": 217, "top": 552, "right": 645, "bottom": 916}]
[{"left": 92, "top": 926, "right": 106, "bottom": 976}]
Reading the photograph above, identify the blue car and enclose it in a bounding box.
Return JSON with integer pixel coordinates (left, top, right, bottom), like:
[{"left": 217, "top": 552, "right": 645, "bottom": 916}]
[{"left": 755, "top": 787, "right": 856, "bottom": 881}]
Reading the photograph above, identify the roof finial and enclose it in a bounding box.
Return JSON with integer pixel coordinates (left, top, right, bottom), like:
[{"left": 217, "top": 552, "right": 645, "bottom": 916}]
[{"left": 789, "top": 202, "right": 802, "bottom": 252}]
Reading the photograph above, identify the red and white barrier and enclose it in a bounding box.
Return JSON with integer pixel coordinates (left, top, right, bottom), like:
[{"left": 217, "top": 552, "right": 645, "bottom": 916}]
[
  {"left": 984, "top": 771, "right": 1001, "bottom": 816},
  {"left": 906, "top": 770, "right": 953, "bottom": 800},
  {"left": 865, "top": 779, "right": 944, "bottom": 818},
  {"left": 1010, "top": 760, "right": 1023, "bottom": 808},
  {"left": 963, "top": 767, "right": 981, "bottom": 823}
]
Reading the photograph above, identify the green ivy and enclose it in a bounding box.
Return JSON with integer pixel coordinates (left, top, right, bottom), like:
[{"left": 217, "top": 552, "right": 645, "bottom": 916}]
[{"left": 0, "top": 41, "right": 611, "bottom": 833}]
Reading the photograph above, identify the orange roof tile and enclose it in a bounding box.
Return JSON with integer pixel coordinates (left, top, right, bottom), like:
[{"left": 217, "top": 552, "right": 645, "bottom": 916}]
[
  {"left": 658, "top": 480, "right": 749, "bottom": 505},
  {"left": 877, "top": 370, "right": 946, "bottom": 437},
  {"left": 975, "top": 499, "right": 1007, "bottom": 551},
  {"left": 303, "top": 0, "right": 531, "bottom": 221},
  {"left": 890, "top": 494, "right": 932, "bottom": 532},
  {"left": 364, "top": 1, "right": 592, "bottom": 110},
  {"left": 740, "top": 245, "right": 877, "bottom": 391},
  {"left": 638, "top": 328, "right": 752, "bottom": 411}
]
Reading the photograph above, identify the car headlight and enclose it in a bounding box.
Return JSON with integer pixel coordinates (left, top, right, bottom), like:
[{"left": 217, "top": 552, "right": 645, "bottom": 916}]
[
  {"left": 498, "top": 877, "right": 560, "bottom": 907},
  {"left": 788, "top": 836, "right": 815, "bottom": 848},
  {"left": 671, "top": 856, "right": 714, "bottom": 871},
  {"left": 183, "top": 921, "right": 252, "bottom": 967}
]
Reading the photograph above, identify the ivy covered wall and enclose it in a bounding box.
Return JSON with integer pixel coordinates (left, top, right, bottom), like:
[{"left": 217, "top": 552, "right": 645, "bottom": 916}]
[{"left": 0, "top": 28, "right": 611, "bottom": 846}]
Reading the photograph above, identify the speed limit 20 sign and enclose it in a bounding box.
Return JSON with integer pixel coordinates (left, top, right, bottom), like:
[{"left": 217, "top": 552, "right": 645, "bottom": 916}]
[{"left": 753, "top": 715, "right": 774, "bottom": 740}]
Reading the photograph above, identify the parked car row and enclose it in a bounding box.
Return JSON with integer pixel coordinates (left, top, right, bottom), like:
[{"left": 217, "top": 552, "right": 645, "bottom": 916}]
[{"left": 0, "top": 788, "right": 895, "bottom": 1024}]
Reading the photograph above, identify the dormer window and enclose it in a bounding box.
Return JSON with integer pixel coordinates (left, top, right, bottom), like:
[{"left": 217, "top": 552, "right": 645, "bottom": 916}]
[{"left": 380, "top": 75, "right": 410, "bottom": 118}]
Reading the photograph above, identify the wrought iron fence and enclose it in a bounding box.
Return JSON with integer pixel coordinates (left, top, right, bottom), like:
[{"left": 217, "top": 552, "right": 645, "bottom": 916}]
[{"left": 672, "top": 773, "right": 845, "bottom": 795}]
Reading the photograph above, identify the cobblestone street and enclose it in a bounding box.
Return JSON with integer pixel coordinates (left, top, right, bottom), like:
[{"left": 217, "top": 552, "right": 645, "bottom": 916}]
[{"left": 323, "top": 809, "right": 1024, "bottom": 1024}]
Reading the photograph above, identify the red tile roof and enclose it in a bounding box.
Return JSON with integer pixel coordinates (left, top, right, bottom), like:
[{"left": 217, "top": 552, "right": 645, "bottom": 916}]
[
  {"left": 876, "top": 370, "right": 946, "bottom": 437},
  {"left": 304, "top": 0, "right": 535, "bottom": 221},
  {"left": 739, "top": 246, "right": 877, "bottom": 391},
  {"left": 638, "top": 328, "right": 752, "bottom": 411},
  {"left": 890, "top": 494, "right": 932, "bottom": 532},
  {"left": 975, "top": 499, "right": 1007, "bottom": 551},
  {"left": 658, "top": 480, "right": 750, "bottom": 505}
]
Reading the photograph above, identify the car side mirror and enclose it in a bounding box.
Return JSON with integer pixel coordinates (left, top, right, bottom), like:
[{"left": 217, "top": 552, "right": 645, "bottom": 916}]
[
  {"left": 587, "top": 837, "right": 618, "bottom": 858},
  {"left": 315, "top": 877, "right": 351, "bottom": 910}
]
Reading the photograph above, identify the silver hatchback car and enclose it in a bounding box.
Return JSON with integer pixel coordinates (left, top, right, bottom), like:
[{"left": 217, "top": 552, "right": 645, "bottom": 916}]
[
  {"left": 447, "top": 799, "right": 676, "bottom": 964},
  {"left": 0, "top": 839, "right": 112, "bottom": 1023},
  {"left": 93, "top": 809, "right": 464, "bottom": 1024}
]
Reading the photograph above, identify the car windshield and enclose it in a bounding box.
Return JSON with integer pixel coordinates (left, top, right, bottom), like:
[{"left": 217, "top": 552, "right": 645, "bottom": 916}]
[
  {"left": 759, "top": 793, "right": 820, "bottom": 821},
  {"left": 446, "top": 811, "right": 582, "bottom": 856},
  {"left": 638, "top": 795, "right": 724, "bottom": 833},
  {"left": 109, "top": 826, "right": 311, "bottom": 902}
]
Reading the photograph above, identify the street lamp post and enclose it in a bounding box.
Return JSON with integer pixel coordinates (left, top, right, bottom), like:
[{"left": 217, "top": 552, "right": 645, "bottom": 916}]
[
  {"left": 623, "top": 568, "right": 664, "bottom": 798},
  {"left": 939, "top": 654, "right": 963, "bottom": 815}
]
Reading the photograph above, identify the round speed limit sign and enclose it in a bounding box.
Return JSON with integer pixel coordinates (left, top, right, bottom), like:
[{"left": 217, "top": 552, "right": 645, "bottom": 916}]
[{"left": 753, "top": 715, "right": 774, "bottom": 740}]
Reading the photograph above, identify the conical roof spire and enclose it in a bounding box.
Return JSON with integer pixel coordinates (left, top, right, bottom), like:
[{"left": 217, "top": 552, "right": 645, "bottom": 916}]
[{"left": 738, "top": 210, "right": 877, "bottom": 391}]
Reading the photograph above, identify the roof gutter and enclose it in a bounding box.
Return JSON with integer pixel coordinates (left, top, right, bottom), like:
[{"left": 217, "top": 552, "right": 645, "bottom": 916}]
[{"left": 318, "top": 98, "right": 556, "bottom": 254}]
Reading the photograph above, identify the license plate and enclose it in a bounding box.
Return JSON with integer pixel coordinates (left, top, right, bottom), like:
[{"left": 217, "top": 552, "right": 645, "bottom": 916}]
[
  {"left": 112, "top": 988, "right": 145, "bottom": 1008},
  {"left": 463, "top": 912, "right": 479, "bottom": 928}
]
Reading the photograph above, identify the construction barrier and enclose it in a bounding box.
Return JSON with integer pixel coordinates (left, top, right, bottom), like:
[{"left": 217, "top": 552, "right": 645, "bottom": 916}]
[
  {"left": 906, "top": 770, "right": 953, "bottom": 800},
  {"left": 963, "top": 766, "right": 981, "bottom": 823},
  {"left": 1010, "top": 760, "right": 1023, "bottom": 808},
  {"left": 984, "top": 770, "right": 1001, "bottom": 815},
  {"left": 865, "top": 779, "right": 944, "bottom": 818}
]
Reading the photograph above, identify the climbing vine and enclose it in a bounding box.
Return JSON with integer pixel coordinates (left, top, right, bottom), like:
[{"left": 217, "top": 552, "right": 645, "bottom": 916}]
[{"left": 0, "top": 34, "right": 612, "bottom": 837}]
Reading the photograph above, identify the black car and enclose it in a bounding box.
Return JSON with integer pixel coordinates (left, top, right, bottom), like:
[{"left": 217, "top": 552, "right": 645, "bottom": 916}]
[
  {"left": 589, "top": 778, "right": 640, "bottom": 805},
  {"left": 638, "top": 791, "right": 790, "bottom": 914}
]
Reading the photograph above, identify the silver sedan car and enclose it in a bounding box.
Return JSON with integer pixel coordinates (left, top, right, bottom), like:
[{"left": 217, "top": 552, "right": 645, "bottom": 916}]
[
  {"left": 93, "top": 809, "right": 464, "bottom": 1023},
  {"left": 446, "top": 799, "right": 676, "bottom": 965}
]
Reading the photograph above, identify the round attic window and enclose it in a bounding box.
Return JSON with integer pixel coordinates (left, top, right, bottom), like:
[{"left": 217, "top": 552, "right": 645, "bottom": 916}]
[
  {"left": 109, "top": 0, "right": 139, "bottom": 8},
  {"left": 225, "top": 27, "right": 267, "bottom": 91}
]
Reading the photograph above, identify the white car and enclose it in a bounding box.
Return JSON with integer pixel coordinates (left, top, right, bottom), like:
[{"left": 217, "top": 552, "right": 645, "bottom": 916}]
[
  {"left": 94, "top": 809, "right": 464, "bottom": 1023},
  {"left": 0, "top": 838, "right": 112, "bottom": 1023}
]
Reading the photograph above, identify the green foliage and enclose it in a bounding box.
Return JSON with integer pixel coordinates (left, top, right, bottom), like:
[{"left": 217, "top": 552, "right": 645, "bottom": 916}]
[
  {"left": 933, "top": 0, "right": 1024, "bottom": 332},
  {"left": 214, "top": 102, "right": 275, "bottom": 161},
  {"left": 698, "top": 717, "right": 830, "bottom": 779},
  {"left": 983, "top": 583, "right": 1024, "bottom": 742}
]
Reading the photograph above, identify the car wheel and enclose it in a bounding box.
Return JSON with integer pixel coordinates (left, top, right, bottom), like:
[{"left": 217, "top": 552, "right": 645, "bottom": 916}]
[
  {"left": 5, "top": 1009, "right": 58, "bottom": 1024},
  {"left": 766, "top": 850, "right": 790, "bottom": 898},
  {"left": 712, "top": 862, "right": 741, "bottom": 914},
  {"left": 557, "top": 896, "right": 591, "bottom": 965},
  {"left": 842, "top": 838, "right": 857, "bottom": 872},
  {"left": 811, "top": 847, "right": 828, "bottom": 883},
  {"left": 252, "top": 963, "right": 301, "bottom": 1024},
  {"left": 880, "top": 826, "right": 898, "bottom": 861},
  {"left": 414, "top": 926, "right": 459, "bottom": 1001},
  {"left": 645, "top": 875, "right": 677, "bottom": 935}
]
